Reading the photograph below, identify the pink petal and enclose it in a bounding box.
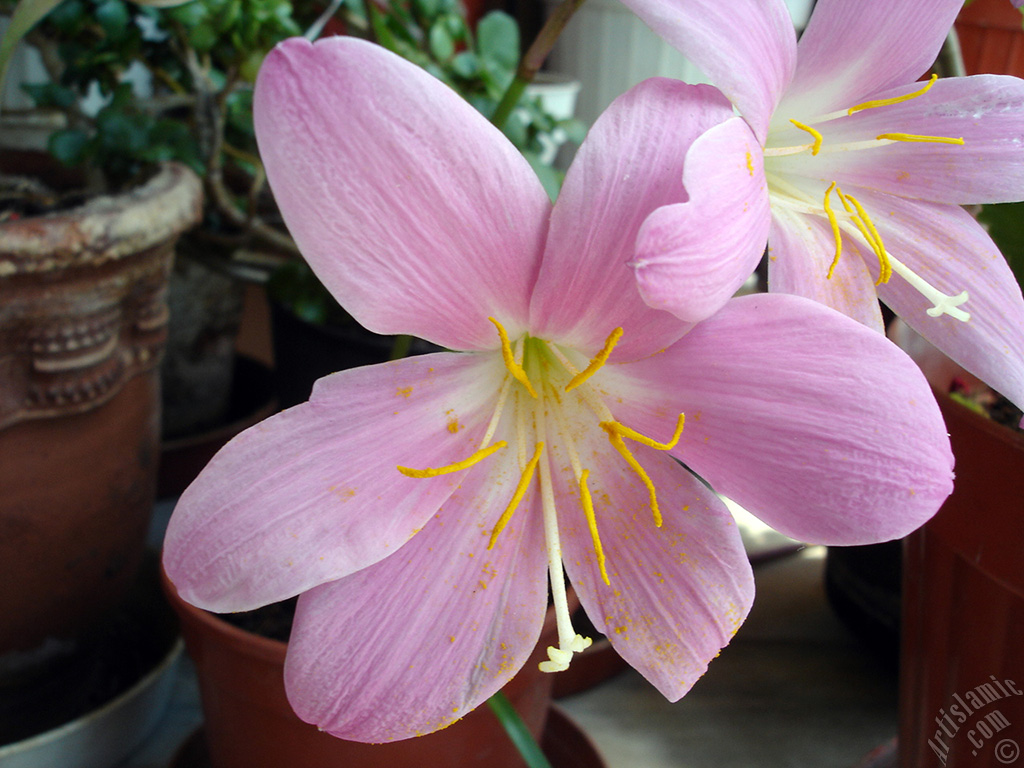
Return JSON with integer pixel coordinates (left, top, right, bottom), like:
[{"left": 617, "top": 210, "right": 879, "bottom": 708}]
[
  {"left": 633, "top": 117, "right": 771, "bottom": 324},
  {"left": 606, "top": 294, "right": 954, "bottom": 545},
  {"left": 782, "top": 0, "right": 962, "bottom": 117},
  {"left": 163, "top": 352, "right": 506, "bottom": 613},
  {"left": 614, "top": 0, "right": 796, "bottom": 141},
  {"left": 254, "top": 37, "right": 549, "bottom": 350},
  {"left": 284, "top": 455, "right": 548, "bottom": 742},
  {"left": 550, "top": 438, "right": 753, "bottom": 700},
  {"left": 855, "top": 191, "right": 1024, "bottom": 412},
  {"left": 781, "top": 75, "right": 1024, "bottom": 205},
  {"left": 767, "top": 209, "right": 885, "bottom": 331},
  {"left": 529, "top": 80, "right": 733, "bottom": 359}
]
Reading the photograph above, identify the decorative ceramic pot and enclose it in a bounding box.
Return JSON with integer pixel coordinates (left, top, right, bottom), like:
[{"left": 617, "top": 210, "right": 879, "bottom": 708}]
[
  {"left": 163, "top": 565, "right": 573, "bottom": 768},
  {"left": 0, "top": 161, "right": 202, "bottom": 658}
]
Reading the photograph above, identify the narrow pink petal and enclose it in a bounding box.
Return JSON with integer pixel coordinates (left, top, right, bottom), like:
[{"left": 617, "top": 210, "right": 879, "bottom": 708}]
[
  {"left": 855, "top": 191, "right": 1024, "bottom": 412},
  {"left": 767, "top": 209, "right": 885, "bottom": 331},
  {"left": 606, "top": 294, "right": 954, "bottom": 545},
  {"left": 163, "top": 351, "right": 506, "bottom": 613},
  {"left": 615, "top": 0, "right": 795, "bottom": 141},
  {"left": 284, "top": 457, "right": 548, "bottom": 742},
  {"left": 550, "top": 439, "right": 753, "bottom": 700},
  {"left": 633, "top": 117, "right": 771, "bottom": 324},
  {"left": 781, "top": 75, "right": 1024, "bottom": 205},
  {"left": 254, "top": 37, "right": 549, "bottom": 350},
  {"left": 782, "top": 0, "right": 962, "bottom": 116},
  {"left": 529, "top": 80, "right": 733, "bottom": 359}
]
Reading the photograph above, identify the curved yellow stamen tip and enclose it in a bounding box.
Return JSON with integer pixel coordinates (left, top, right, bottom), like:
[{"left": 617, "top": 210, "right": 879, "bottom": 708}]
[
  {"left": 488, "top": 442, "right": 543, "bottom": 549},
  {"left": 604, "top": 413, "right": 685, "bottom": 451},
  {"left": 565, "top": 327, "right": 623, "bottom": 392},
  {"left": 789, "top": 118, "right": 823, "bottom": 155},
  {"left": 837, "top": 189, "right": 892, "bottom": 284},
  {"left": 488, "top": 317, "right": 537, "bottom": 398},
  {"left": 823, "top": 182, "right": 843, "bottom": 279},
  {"left": 848, "top": 74, "right": 937, "bottom": 115},
  {"left": 835, "top": 186, "right": 892, "bottom": 286},
  {"left": 398, "top": 440, "right": 507, "bottom": 478},
  {"left": 875, "top": 132, "right": 964, "bottom": 146},
  {"left": 602, "top": 427, "right": 662, "bottom": 528},
  {"left": 579, "top": 469, "right": 610, "bottom": 585}
]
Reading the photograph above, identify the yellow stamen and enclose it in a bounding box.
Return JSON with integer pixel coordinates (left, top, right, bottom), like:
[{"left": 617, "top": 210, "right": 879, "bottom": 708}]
[
  {"left": 488, "top": 442, "right": 543, "bottom": 549},
  {"left": 875, "top": 132, "right": 964, "bottom": 146},
  {"left": 488, "top": 317, "right": 537, "bottom": 398},
  {"left": 602, "top": 428, "right": 662, "bottom": 528},
  {"left": 848, "top": 74, "right": 937, "bottom": 115},
  {"left": 836, "top": 189, "right": 892, "bottom": 284},
  {"left": 823, "top": 182, "right": 843, "bottom": 279},
  {"left": 789, "top": 119, "right": 823, "bottom": 155},
  {"left": 603, "top": 413, "right": 686, "bottom": 451},
  {"left": 579, "top": 469, "right": 609, "bottom": 585},
  {"left": 565, "top": 327, "right": 623, "bottom": 392},
  {"left": 397, "top": 441, "right": 507, "bottom": 478}
]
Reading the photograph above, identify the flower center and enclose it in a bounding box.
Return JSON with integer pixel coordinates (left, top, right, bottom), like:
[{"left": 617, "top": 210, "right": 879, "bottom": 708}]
[
  {"left": 762, "top": 74, "right": 970, "bottom": 322},
  {"left": 397, "top": 319, "right": 685, "bottom": 673}
]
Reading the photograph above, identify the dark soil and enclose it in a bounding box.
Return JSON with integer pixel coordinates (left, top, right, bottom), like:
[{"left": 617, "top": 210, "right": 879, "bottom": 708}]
[{"left": 220, "top": 597, "right": 297, "bottom": 643}]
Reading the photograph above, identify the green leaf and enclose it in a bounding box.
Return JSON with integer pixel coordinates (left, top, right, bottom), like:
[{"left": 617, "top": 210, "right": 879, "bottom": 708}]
[
  {"left": 96, "top": 0, "right": 130, "bottom": 40},
  {"left": 48, "top": 128, "right": 90, "bottom": 166},
  {"left": 19, "top": 81, "right": 77, "bottom": 108},
  {"left": 978, "top": 201, "right": 1024, "bottom": 289},
  {"left": 476, "top": 10, "right": 519, "bottom": 72},
  {"left": 166, "top": 1, "right": 206, "bottom": 26},
  {"left": 449, "top": 50, "right": 479, "bottom": 79},
  {"left": 428, "top": 18, "right": 455, "bottom": 61}
]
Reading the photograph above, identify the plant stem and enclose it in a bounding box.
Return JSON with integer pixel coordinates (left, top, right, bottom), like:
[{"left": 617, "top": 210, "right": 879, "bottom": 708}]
[
  {"left": 485, "top": 691, "right": 554, "bottom": 768},
  {"left": 389, "top": 334, "right": 413, "bottom": 360},
  {"left": 490, "top": 0, "right": 586, "bottom": 131}
]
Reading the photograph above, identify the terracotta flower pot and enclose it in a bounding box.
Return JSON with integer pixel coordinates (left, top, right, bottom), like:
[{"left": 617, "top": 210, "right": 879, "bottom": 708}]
[
  {"left": 162, "top": 566, "right": 573, "bottom": 768},
  {"left": 0, "top": 161, "right": 202, "bottom": 658},
  {"left": 955, "top": 0, "right": 1024, "bottom": 77},
  {"left": 898, "top": 381, "right": 1024, "bottom": 766}
]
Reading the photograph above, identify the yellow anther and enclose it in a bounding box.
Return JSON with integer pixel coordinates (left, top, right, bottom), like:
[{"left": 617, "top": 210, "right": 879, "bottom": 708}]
[
  {"left": 488, "top": 317, "right": 537, "bottom": 398},
  {"left": 789, "top": 119, "right": 823, "bottom": 155},
  {"left": 823, "top": 182, "right": 843, "bottom": 279},
  {"left": 397, "top": 440, "right": 507, "bottom": 478},
  {"left": 848, "top": 74, "right": 937, "bottom": 115},
  {"left": 602, "top": 427, "right": 662, "bottom": 528},
  {"left": 875, "top": 132, "right": 964, "bottom": 146},
  {"left": 579, "top": 469, "right": 609, "bottom": 585},
  {"left": 603, "top": 413, "right": 686, "bottom": 451},
  {"left": 836, "top": 189, "right": 892, "bottom": 284},
  {"left": 565, "top": 327, "right": 623, "bottom": 392},
  {"left": 488, "top": 442, "right": 543, "bottom": 550}
]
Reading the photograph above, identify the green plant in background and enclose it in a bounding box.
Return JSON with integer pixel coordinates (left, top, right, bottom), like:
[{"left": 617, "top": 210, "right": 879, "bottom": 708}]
[
  {"left": 2, "top": 0, "right": 584, "bottom": 309},
  {"left": 322, "top": 0, "right": 585, "bottom": 198}
]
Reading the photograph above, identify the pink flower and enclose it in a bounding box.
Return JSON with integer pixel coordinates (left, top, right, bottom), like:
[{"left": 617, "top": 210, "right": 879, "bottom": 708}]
[
  {"left": 617, "top": 0, "right": 1024, "bottom": 410},
  {"left": 163, "top": 37, "right": 953, "bottom": 743}
]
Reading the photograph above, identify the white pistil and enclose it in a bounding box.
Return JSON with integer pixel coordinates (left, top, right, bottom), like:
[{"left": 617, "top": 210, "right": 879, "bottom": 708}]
[
  {"left": 480, "top": 373, "right": 514, "bottom": 450},
  {"left": 886, "top": 253, "right": 971, "bottom": 321},
  {"left": 531, "top": 359, "right": 591, "bottom": 672}
]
